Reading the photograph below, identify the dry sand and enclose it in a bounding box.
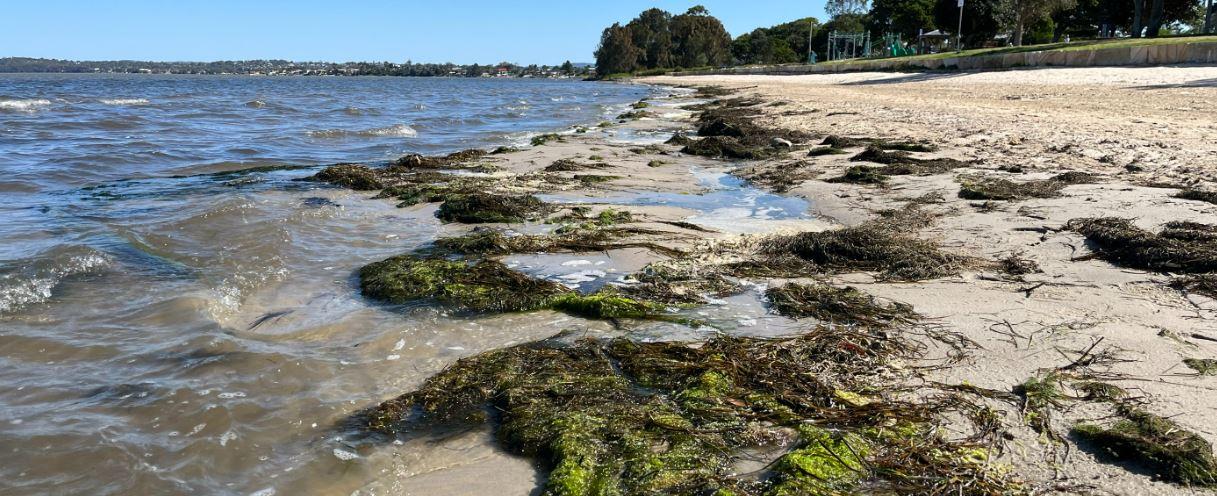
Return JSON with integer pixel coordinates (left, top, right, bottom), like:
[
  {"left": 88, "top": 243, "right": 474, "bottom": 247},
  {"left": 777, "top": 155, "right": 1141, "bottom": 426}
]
[{"left": 640, "top": 67, "right": 1217, "bottom": 495}]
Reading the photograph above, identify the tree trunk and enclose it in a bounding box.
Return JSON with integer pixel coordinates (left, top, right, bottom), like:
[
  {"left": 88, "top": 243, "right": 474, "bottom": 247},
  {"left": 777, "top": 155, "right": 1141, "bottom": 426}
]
[
  {"left": 1132, "top": 0, "right": 1144, "bottom": 38},
  {"left": 1205, "top": 0, "right": 1214, "bottom": 34},
  {"left": 1013, "top": 13, "right": 1026, "bottom": 46},
  {"left": 1146, "top": 0, "right": 1165, "bottom": 37}
]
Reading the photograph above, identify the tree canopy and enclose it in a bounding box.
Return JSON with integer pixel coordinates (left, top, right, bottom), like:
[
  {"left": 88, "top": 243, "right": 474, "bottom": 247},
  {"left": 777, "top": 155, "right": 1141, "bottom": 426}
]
[{"left": 594, "top": 6, "right": 732, "bottom": 76}]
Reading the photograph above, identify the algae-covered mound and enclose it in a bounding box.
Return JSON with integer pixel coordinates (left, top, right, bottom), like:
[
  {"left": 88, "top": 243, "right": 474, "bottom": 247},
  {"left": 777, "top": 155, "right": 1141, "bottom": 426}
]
[
  {"left": 825, "top": 145, "right": 967, "bottom": 184},
  {"left": 390, "top": 149, "right": 487, "bottom": 170},
  {"left": 761, "top": 218, "right": 962, "bottom": 281},
  {"left": 436, "top": 193, "right": 550, "bottom": 224},
  {"left": 958, "top": 172, "right": 1096, "bottom": 201},
  {"left": 681, "top": 98, "right": 812, "bottom": 161},
  {"left": 361, "top": 330, "right": 1017, "bottom": 496},
  {"left": 821, "top": 135, "right": 938, "bottom": 153},
  {"left": 430, "top": 225, "right": 686, "bottom": 258},
  {"left": 312, "top": 164, "right": 384, "bottom": 191},
  {"left": 359, "top": 253, "right": 685, "bottom": 321},
  {"left": 359, "top": 255, "right": 568, "bottom": 312},
  {"left": 1074, "top": 406, "right": 1217, "bottom": 486},
  {"left": 766, "top": 283, "right": 917, "bottom": 327},
  {"left": 1067, "top": 218, "right": 1217, "bottom": 273}
]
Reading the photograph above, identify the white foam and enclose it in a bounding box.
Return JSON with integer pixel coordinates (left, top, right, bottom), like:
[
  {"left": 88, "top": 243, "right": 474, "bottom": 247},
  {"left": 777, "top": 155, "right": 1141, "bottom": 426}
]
[
  {"left": 99, "top": 98, "right": 149, "bottom": 105},
  {"left": 0, "top": 99, "right": 51, "bottom": 111},
  {"left": 307, "top": 124, "right": 417, "bottom": 139},
  {"left": 332, "top": 448, "right": 359, "bottom": 461},
  {"left": 0, "top": 251, "right": 111, "bottom": 314}
]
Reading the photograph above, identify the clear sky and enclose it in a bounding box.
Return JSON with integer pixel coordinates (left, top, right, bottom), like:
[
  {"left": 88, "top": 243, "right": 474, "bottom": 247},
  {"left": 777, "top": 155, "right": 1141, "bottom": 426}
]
[{"left": 1, "top": 1, "right": 826, "bottom": 64}]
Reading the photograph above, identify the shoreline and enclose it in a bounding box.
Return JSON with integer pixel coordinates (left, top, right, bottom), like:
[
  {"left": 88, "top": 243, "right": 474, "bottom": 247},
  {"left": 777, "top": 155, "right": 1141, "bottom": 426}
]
[{"left": 313, "top": 70, "right": 1217, "bottom": 494}]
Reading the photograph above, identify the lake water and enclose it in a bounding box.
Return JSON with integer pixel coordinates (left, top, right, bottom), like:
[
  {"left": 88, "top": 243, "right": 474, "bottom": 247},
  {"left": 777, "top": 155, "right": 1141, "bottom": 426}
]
[{"left": 0, "top": 74, "right": 658, "bottom": 495}]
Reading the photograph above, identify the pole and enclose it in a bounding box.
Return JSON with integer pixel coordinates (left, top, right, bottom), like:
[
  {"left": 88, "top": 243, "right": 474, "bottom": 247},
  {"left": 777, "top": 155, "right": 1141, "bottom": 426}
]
[
  {"left": 809, "top": 22, "right": 817, "bottom": 64},
  {"left": 957, "top": 0, "right": 965, "bottom": 52}
]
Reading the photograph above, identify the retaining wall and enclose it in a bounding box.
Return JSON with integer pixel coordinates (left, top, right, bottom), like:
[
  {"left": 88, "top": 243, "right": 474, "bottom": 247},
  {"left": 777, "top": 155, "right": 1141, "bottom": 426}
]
[{"left": 674, "top": 41, "right": 1217, "bottom": 76}]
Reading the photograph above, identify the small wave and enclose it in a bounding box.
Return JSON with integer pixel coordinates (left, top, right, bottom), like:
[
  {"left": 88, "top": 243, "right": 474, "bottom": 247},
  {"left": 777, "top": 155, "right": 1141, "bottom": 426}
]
[
  {"left": 99, "top": 98, "right": 149, "bottom": 106},
  {"left": 0, "top": 99, "right": 51, "bottom": 112},
  {"left": 245, "top": 100, "right": 268, "bottom": 108},
  {"left": 306, "top": 124, "right": 417, "bottom": 139},
  {"left": 0, "top": 247, "right": 112, "bottom": 314}
]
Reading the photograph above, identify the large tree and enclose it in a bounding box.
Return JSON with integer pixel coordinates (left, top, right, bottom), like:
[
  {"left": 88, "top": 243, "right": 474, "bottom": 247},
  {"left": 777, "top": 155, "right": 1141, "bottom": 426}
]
[
  {"left": 670, "top": 6, "right": 733, "bottom": 68},
  {"left": 869, "top": 0, "right": 938, "bottom": 39},
  {"left": 935, "top": 0, "right": 1004, "bottom": 46},
  {"left": 627, "top": 8, "right": 674, "bottom": 69},
  {"left": 732, "top": 17, "right": 819, "bottom": 65},
  {"left": 594, "top": 23, "right": 641, "bottom": 75}
]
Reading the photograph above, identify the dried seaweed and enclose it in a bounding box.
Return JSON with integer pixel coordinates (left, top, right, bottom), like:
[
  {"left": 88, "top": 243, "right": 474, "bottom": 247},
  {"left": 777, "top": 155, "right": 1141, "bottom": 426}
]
[
  {"left": 311, "top": 164, "right": 384, "bottom": 191},
  {"left": 766, "top": 283, "right": 918, "bottom": 327},
  {"left": 1067, "top": 218, "right": 1217, "bottom": 273},
  {"left": 1074, "top": 406, "right": 1217, "bottom": 486}
]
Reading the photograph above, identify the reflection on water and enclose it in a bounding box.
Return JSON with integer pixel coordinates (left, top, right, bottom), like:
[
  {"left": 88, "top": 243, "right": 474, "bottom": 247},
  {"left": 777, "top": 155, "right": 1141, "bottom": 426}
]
[{"left": 538, "top": 168, "right": 812, "bottom": 233}]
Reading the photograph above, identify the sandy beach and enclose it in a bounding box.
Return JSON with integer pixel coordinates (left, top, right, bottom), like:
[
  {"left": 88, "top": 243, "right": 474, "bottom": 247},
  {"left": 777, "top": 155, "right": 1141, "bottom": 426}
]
[{"left": 637, "top": 67, "right": 1217, "bottom": 494}]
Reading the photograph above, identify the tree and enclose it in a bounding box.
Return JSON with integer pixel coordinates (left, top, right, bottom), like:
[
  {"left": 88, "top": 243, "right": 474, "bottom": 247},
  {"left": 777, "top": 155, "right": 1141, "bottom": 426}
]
[
  {"left": 827, "top": 0, "right": 871, "bottom": 17},
  {"left": 1001, "top": 0, "right": 1077, "bottom": 44},
  {"left": 731, "top": 17, "right": 819, "bottom": 65},
  {"left": 627, "top": 8, "right": 674, "bottom": 69},
  {"left": 670, "top": 6, "right": 733, "bottom": 68},
  {"left": 869, "top": 0, "right": 938, "bottom": 39},
  {"left": 560, "top": 60, "right": 575, "bottom": 75},
  {"left": 935, "top": 0, "right": 1003, "bottom": 46},
  {"left": 594, "top": 23, "right": 641, "bottom": 75}
]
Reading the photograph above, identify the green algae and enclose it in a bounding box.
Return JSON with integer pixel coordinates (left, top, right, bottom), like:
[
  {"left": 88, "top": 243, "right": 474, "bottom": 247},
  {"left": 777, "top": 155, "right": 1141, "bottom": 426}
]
[
  {"left": 359, "top": 329, "right": 1019, "bottom": 496},
  {"left": 390, "top": 149, "right": 487, "bottom": 170},
  {"left": 358, "top": 255, "right": 568, "bottom": 313},
  {"left": 1074, "top": 381, "right": 1128, "bottom": 402},
  {"left": 1015, "top": 372, "right": 1064, "bottom": 435},
  {"left": 1183, "top": 358, "right": 1217, "bottom": 375},
  {"left": 312, "top": 164, "right": 384, "bottom": 191},
  {"left": 1074, "top": 406, "right": 1217, "bottom": 486},
  {"left": 532, "top": 133, "right": 565, "bottom": 146},
  {"left": 765, "top": 283, "right": 917, "bottom": 327},
  {"left": 435, "top": 193, "right": 551, "bottom": 224},
  {"left": 549, "top": 290, "right": 671, "bottom": 321}
]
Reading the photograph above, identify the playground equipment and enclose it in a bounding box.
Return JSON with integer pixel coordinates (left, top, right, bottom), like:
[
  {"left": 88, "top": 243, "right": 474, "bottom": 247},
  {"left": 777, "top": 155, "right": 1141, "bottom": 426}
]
[{"left": 826, "top": 31, "right": 871, "bottom": 61}]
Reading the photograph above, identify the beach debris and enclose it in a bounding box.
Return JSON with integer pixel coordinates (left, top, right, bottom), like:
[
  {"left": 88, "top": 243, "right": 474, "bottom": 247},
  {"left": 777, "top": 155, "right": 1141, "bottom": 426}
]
[
  {"left": 389, "top": 149, "right": 487, "bottom": 170},
  {"left": 736, "top": 161, "right": 820, "bottom": 193},
  {"left": 765, "top": 282, "right": 917, "bottom": 327},
  {"left": 311, "top": 164, "right": 384, "bottom": 191},
  {"left": 435, "top": 193, "right": 551, "bottom": 224},
  {"left": 807, "top": 146, "right": 850, "bottom": 157},
  {"left": 531, "top": 133, "right": 564, "bottom": 146},
  {"left": 430, "top": 226, "right": 687, "bottom": 258},
  {"left": 1169, "top": 274, "right": 1217, "bottom": 298},
  {"left": 999, "top": 253, "right": 1041, "bottom": 277},
  {"left": 1066, "top": 218, "right": 1217, "bottom": 273},
  {"left": 821, "top": 135, "right": 938, "bottom": 153},
  {"left": 1183, "top": 358, "right": 1217, "bottom": 375},
  {"left": 680, "top": 97, "right": 812, "bottom": 160},
  {"left": 1073, "top": 406, "right": 1217, "bottom": 486},
  {"left": 958, "top": 172, "right": 1096, "bottom": 201},
  {"left": 616, "top": 109, "right": 655, "bottom": 120},
  {"left": 1175, "top": 188, "right": 1217, "bottom": 205},
  {"left": 760, "top": 208, "right": 962, "bottom": 281}
]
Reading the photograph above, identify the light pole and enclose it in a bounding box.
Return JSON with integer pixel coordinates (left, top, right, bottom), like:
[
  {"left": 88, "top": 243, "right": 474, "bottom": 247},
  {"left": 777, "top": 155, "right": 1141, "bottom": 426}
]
[
  {"left": 957, "top": 0, "right": 965, "bottom": 52},
  {"left": 809, "top": 21, "right": 819, "bottom": 64}
]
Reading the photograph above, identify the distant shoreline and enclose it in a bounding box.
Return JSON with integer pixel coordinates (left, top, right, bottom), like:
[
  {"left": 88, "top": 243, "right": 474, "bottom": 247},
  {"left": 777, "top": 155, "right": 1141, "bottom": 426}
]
[{"left": 0, "top": 57, "right": 595, "bottom": 78}]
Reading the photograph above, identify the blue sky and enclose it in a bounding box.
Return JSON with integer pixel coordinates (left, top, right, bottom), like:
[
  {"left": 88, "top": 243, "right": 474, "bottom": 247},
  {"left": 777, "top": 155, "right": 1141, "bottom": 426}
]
[{"left": 1, "top": 1, "right": 826, "bottom": 64}]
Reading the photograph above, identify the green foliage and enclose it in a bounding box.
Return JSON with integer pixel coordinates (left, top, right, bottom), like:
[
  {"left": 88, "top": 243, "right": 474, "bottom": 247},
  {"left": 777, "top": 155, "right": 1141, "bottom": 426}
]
[
  {"left": 597, "top": 6, "right": 732, "bottom": 76},
  {"left": 731, "top": 18, "right": 821, "bottom": 65},
  {"left": 870, "top": 0, "right": 938, "bottom": 39}
]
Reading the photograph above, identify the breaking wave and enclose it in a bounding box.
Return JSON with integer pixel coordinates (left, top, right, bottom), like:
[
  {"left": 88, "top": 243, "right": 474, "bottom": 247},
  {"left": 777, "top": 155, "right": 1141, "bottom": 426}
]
[
  {"left": 306, "top": 124, "right": 418, "bottom": 139},
  {"left": 0, "top": 98, "right": 51, "bottom": 111},
  {"left": 99, "top": 98, "right": 150, "bottom": 105},
  {"left": 0, "top": 247, "right": 113, "bottom": 314}
]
